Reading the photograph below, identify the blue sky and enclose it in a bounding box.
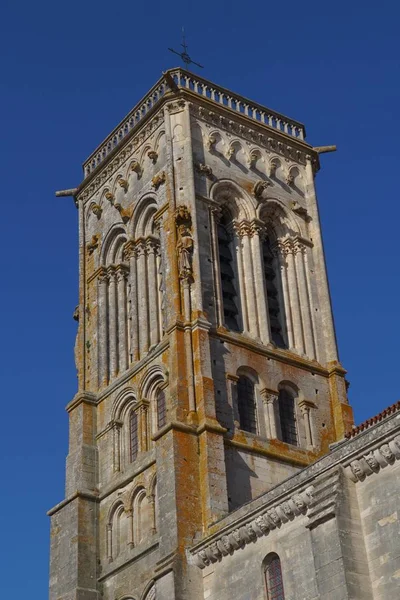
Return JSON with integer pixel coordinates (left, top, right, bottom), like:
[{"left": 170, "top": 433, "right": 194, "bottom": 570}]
[{"left": 0, "top": 0, "right": 399, "bottom": 596}]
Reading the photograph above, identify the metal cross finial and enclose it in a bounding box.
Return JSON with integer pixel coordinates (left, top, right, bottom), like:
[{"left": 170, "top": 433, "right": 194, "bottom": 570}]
[{"left": 168, "top": 28, "right": 204, "bottom": 69}]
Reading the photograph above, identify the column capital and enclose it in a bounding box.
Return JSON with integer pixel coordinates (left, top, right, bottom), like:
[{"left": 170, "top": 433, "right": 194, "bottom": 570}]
[
  {"left": 97, "top": 267, "right": 109, "bottom": 284},
  {"left": 123, "top": 239, "right": 137, "bottom": 261},
  {"left": 226, "top": 373, "right": 239, "bottom": 383},
  {"left": 260, "top": 388, "right": 279, "bottom": 404}
]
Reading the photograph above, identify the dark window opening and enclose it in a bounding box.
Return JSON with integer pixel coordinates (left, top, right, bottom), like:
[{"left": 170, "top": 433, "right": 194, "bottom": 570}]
[
  {"left": 218, "top": 220, "right": 240, "bottom": 332},
  {"left": 278, "top": 389, "right": 298, "bottom": 446},
  {"left": 265, "top": 553, "right": 285, "bottom": 600},
  {"left": 237, "top": 376, "right": 257, "bottom": 434},
  {"left": 263, "top": 237, "right": 286, "bottom": 348},
  {"left": 129, "top": 410, "right": 139, "bottom": 461},
  {"left": 157, "top": 389, "right": 167, "bottom": 429}
]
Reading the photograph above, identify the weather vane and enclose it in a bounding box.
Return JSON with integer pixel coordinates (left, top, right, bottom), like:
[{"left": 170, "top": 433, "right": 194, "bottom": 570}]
[{"left": 169, "top": 28, "right": 204, "bottom": 69}]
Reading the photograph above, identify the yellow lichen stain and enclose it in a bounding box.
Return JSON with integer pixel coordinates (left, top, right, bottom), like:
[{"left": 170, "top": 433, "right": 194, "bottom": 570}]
[{"left": 378, "top": 512, "right": 397, "bottom": 527}]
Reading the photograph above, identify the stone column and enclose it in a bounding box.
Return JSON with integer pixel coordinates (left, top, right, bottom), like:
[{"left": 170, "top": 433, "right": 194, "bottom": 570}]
[
  {"left": 294, "top": 241, "right": 316, "bottom": 359},
  {"left": 299, "top": 401, "right": 314, "bottom": 447},
  {"left": 285, "top": 241, "right": 305, "bottom": 354},
  {"left": 227, "top": 373, "right": 240, "bottom": 428},
  {"left": 98, "top": 268, "right": 109, "bottom": 386},
  {"left": 148, "top": 494, "right": 156, "bottom": 535},
  {"left": 250, "top": 221, "right": 271, "bottom": 344},
  {"left": 261, "top": 388, "right": 279, "bottom": 438},
  {"left": 112, "top": 420, "right": 122, "bottom": 472},
  {"left": 140, "top": 401, "right": 149, "bottom": 452},
  {"left": 126, "top": 509, "right": 134, "bottom": 548},
  {"left": 232, "top": 222, "right": 248, "bottom": 333},
  {"left": 125, "top": 242, "right": 139, "bottom": 363},
  {"left": 147, "top": 238, "right": 159, "bottom": 348},
  {"left": 156, "top": 243, "right": 164, "bottom": 341},
  {"left": 108, "top": 266, "right": 118, "bottom": 379},
  {"left": 210, "top": 206, "right": 224, "bottom": 326},
  {"left": 240, "top": 222, "right": 259, "bottom": 338},
  {"left": 107, "top": 523, "right": 113, "bottom": 562},
  {"left": 117, "top": 266, "right": 128, "bottom": 373},
  {"left": 274, "top": 243, "right": 294, "bottom": 349},
  {"left": 136, "top": 240, "right": 149, "bottom": 356}
]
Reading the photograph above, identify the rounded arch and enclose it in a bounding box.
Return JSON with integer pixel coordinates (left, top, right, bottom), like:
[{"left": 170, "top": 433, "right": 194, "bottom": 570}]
[
  {"left": 277, "top": 380, "right": 299, "bottom": 396},
  {"left": 101, "top": 224, "right": 128, "bottom": 265},
  {"left": 139, "top": 144, "right": 152, "bottom": 166},
  {"left": 236, "top": 365, "right": 260, "bottom": 386},
  {"left": 107, "top": 498, "right": 125, "bottom": 525},
  {"left": 139, "top": 364, "right": 168, "bottom": 399},
  {"left": 112, "top": 387, "right": 138, "bottom": 421},
  {"left": 131, "top": 194, "right": 159, "bottom": 238},
  {"left": 141, "top": 582, "right": 156, "bottom": 600},
  {"left": 154, "top": 130, "right": 166, "bottom": 152},
  {"left": 210, "top": 179, "right": 256, "bottom": 221},
  {"left": 127, "top": 483, "right": 146, "bottom": 510},
  {"left": 258, "top": 198, "right": 300, "bottom": 240},
  {"left": 263, "top": 552, "right": 285, "bottom": 599}
]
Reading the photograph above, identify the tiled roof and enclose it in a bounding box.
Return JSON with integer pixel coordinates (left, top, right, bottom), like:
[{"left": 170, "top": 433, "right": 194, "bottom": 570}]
[{"left": 345, "top": 401, "right": 400, "bottom": 438}]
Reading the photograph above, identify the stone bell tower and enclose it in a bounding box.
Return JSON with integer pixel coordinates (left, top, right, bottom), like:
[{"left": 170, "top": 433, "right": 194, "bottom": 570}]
[{"left": 49, "top": 68, "right": 353, "bottom": 600}]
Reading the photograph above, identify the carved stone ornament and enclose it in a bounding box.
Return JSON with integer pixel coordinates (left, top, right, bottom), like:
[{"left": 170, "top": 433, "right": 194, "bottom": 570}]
[
  {"left": 152, "top": 171, "right": 166, "bottom": 190},
  {"left": 247, "top": 152, "right": 258, "bottom": 168},
  {"left": 253, "top": 180, "right": 272, "bottom": 199},
  {"left": 269, "top": 162, "right": 278, "bottom": 177},
  {"left": 130, "top": 161, "right": 142, "bottom": 176},
  {"left": 147, "top": 150, "right": 158, "bottom": 163},
  {"left": 73, "top": 305, "right": 79, "bottom": 322},
  {"left": 105, "top": 191, "right": 115, "bottom": 204},
  {"left": 205, "top": 134, "right": 216, "bottom": 151},
  {"left": 175, "top": 206, "right": 194, "bottom": 282},
  {"left": 190, "top": 486, "right": 314, "bottom": 569},
  {"left": 114, "top": 203, "right": 133, "bottom": 224},
  {"left": 87, "top": 234, "right": 99, "bottom": 255},
  {"left": 91, "top": 203, "right": 102, "bottom": 219},
  {"left": 225, "top": 145, "right": 235, "bottom": 160},
  {"left": 195, "top": 162, "right": 213, "bottom": 178},
  {"left": 346, "top": 435, "right": 400, "bottom": 482},
  {"left": 291, "top": 201, "right": 309, "bottom": 219},
  {"left": 117, "top": 178, "right": 128, "bottom": 192},
  {"left": 286, "top": 172, "right": 295, "bottom": 186}
]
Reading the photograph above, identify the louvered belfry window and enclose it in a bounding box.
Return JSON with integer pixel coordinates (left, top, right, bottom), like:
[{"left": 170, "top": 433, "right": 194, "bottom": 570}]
[
  {"left": 265, "top": 554, "right": 285, "bottom": 600},
  {"left": 263, "top": 237, "right": 286, "bottom": 348},
  {"left": 237, "top": 376, "right": 257, "bottom": 434},
  {"left": 278, "top": 389, "right": 298, "bottom": 446},
  {"left": 156, "top": 389, "right": 167, "bottom": 429},
  {"left": 217, "top": 219, "right": 240, "bottom": 332},
  {"left": 129, "top": 410, "right": 139, "bottom": 461}
]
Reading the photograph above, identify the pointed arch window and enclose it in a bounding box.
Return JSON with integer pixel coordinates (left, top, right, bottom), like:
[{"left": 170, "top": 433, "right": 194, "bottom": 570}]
[
  {"left": 129, "top": 410, "right": 139, "bottom": 461},
  {"left": 156, "top": 389, "right": 167, "bottom": 429},
  {"left": 263, "top": 236, "right": 286, "bottom": 348},
  {"left": 278, "top": 388, "right": 298, "bottom": 446},
  {"left": 237, "top": 376, "right": 257, "bottom": 434},
  {"left": 265, "top": 553, "right": 285, "bottom": 600},
  {"left": 217, "top": 217, "right": 240, "bottom": 332}
]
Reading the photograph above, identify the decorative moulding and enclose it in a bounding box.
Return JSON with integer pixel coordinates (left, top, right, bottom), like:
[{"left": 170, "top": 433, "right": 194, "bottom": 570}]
[
  {"left": 189, "top": 486, "right": 314, "bottom": 569},
  {"left": 346, "top": 434, "right": 400, "bottom": 482},
  {"left": 152, "top": 171, "right": 166, "bottom": 190}
]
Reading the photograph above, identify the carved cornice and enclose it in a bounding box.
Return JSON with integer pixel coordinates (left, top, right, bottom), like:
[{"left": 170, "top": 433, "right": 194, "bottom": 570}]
[
  {"left": 346, "top": 434, "right": 400, "bottom": 482},
  {"left": 191, "top": 103, "right": 311, "bottom": 168},
  {"left": 189, "top": 486, "right": 314, "bottom": 568},
  {"left": 77, "top": 110, "right": 164, "bottom": 204}
]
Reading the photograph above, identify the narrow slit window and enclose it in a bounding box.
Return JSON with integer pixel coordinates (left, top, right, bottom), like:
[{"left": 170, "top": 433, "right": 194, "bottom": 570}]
[
  {"left": 265, "top": 553, "right": 285, "bottom": 600},
  {"left": 217, "top": 219, "right": 240, "bottom": 332},
  {"left": 278, "top": 389, "right": 298, "bottom": 446},
  {"left": 129, "top": 410, "right": 139, "bottom": 461},
  {"left": 157, "top": 389, "right": 167, "bottom": 429},
  {"left": 263, "top": 237, "right": 286, "bottom": 348},
  {"left": 237, "top": 376, "right": 257, "bottom": 434}
]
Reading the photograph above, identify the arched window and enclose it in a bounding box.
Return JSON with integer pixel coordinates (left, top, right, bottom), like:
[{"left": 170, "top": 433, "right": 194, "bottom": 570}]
[
  {"left": 217, "top": 217, "right": 240, "bottom": 332},
  {"left": 262, "top": 236, "right": 286, "bottom": 348},
  {"left": 129, "top": 410, "right": 139, "bottom": 461},
  {"left": 278, "top": 388, "right": 298, "bottom": 446},
  {"left": 265, "top": 553, "right": 285, "bottom": 600},
  {"left": 156, "top": 389, "right": 167, "bottom": 429},
  {"left": 237, "top": 376, "right": 257, "bottom": 434}
]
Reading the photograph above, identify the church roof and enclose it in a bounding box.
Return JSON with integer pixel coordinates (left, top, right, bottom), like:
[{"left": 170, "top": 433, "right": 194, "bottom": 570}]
[
  {"left": 345, "top": 400, "right": 400, "bottom": 438},
  {"left": 82, "top": 67, "right": 307, "bottom": 180}
]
